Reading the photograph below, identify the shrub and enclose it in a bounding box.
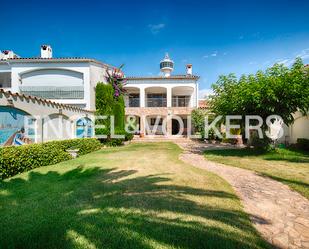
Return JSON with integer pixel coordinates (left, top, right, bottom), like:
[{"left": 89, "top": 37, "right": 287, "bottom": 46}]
[
  {"left": 296, "top": 138, "right": 309, "bottom": 151},
  {"left": 248, "top": 132, "right": 272, "bottom": 151},
  {"left": 95, "top": 83, "right": 114, "bottom": 136},
  {"left": 113, "top": 96, "right": 125, "bottom": 131},
  {"left": 97, "top": 128, "right": 134, "bottom": 146},
  {"left": 124, "top": 131, "right": 134, "bottom": 141},
  {"left": 95, "top": 83, "right": 126, "bottom": 140},
  {"left": 0, "top": 138, "right": 101, "bottom": 179}
]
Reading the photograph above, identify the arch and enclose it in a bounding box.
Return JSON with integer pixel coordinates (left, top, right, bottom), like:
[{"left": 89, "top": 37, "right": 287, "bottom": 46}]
[
  {"left": 171, "top": 86, "right": 194, "bottom": 95},
  {"left": 145, "top": 86, "right": 167, "bottom": 107},
  {"left": 145, "top": 86, "right": 167, "bottom": 94},
  {"left": 20, "top": 68, "right": 83, "bottom": 87},
  {"left": 123, "top": 86, "right": 140, "bottom": 93},
  {"left": 124, "top": 86, "right": 140, "bottom": 107},
  {"left": 171, "top": 86, "right": 194, "bottom": 107},
  {"left": 43, "top": 113, "right": 72, "bottom": 142},
  {"left": 76, "top": 117, "right": 94, "bottom": 138},
  {"left": 145, "top": 114, "right": 166, "bottom": 135},
  {"left": 0, "top": 106, "right": 36, "bottom": 146},
  {"left": 125, "top": 114, "right": 141, "bottom": 135}
]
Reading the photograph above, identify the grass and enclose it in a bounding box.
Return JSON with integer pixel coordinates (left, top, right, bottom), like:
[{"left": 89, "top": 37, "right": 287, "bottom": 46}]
[
  {"left": 0, "top": 142, "right": 270, "bottom": 249},
  {"left": 204, "top": 147, "right": 309, "bottom": 199}
]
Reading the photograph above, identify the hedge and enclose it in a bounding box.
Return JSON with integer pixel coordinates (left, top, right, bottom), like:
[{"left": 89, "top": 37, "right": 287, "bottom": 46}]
[
  {"left": 0, "top": 138, "right": 101, "bottom": 179},
  {"left": 95, "top": 82, "right": 133, "bottom": 145}
]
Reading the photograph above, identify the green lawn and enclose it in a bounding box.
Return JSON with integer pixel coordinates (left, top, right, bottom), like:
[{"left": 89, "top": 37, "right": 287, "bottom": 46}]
[
  {"left": 0, "top": 142, "right": 270, "bottom": 249},
  {"left": 204, "top": 148, "right": 309, "bottom": 199}
]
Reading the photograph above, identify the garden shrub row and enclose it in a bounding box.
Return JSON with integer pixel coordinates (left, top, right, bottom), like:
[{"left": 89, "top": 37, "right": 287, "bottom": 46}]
[{"left": 0, "top": 138, "right": 101, "bottom": 179}]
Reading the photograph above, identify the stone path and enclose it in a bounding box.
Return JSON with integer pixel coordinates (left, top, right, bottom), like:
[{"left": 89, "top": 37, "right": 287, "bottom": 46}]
[{"left": 176, "top": 140, "right": 309, "bottom": 249}]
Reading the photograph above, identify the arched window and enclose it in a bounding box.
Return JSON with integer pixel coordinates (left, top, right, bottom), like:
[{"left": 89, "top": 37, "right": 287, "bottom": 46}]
[
  {"left": 0, "top": 106, "right": 36, "bottom": 146},
  {"left": 76, "top": 118, "right": 94, "bottom": 138}
]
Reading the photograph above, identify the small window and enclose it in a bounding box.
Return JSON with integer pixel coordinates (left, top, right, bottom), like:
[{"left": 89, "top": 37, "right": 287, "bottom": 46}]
[{"left": 0, "top": 72, "right": 11, "bottom": 88}]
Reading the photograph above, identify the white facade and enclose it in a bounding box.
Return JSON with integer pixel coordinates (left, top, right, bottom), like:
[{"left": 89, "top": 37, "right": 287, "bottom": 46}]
[
  {"left": 0, "top": 89, "right": 94, "bottom": 144},
  {"left": 0, "top": 46, "right": 113, "bottom": 111},
  {"left": 124, "top": 54, "right": 199, "bottom": 137},
  {"left": 125, "top": 78, "right": 199, "bottom": 108}
]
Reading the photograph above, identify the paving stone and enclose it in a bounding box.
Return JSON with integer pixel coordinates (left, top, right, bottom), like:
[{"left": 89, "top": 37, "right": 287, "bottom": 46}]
[{"left": 176, "top": 140, "right": 309, "bottom": 249}]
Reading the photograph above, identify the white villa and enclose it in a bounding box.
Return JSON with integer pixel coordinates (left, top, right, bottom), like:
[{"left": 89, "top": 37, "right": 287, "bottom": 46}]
[
  {"left": 0, "top": 45, "right": 113, "bottom": 111},
  {"left": 0, "top": 45, "right": 308, "bottom": 144},
  {"left": 0, "top": 45, "right": 113, "bottom": 146},
  {"left": 124, "top": 54, "right": 199, "bottom": 137}
]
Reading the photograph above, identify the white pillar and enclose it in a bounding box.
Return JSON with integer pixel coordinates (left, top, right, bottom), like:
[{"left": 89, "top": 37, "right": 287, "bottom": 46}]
[
  {"left": 84, "top": 69, "right": 91, "bottom": 110},
  {"left": 195, "top": 83, "right": 199, "bottom": 108},
  {"left": 35, "top": 117, "right": 43, "bottom": 143},
  {"left": 140, "top": 87, "right": 145, "bottom": 107},
  {"left": 167, "top": 87, "right": 172, "bottom": 107}
]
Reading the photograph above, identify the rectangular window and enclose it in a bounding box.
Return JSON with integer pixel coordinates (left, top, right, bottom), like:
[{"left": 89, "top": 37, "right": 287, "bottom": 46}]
[{"left": 0, "top": 72, "right": 12, "bottom": 88}]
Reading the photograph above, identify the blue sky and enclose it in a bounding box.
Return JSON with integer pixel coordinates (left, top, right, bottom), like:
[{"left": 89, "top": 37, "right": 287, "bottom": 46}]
[{"left": 1, "top": 0, "right": 309, "bottom": 97}]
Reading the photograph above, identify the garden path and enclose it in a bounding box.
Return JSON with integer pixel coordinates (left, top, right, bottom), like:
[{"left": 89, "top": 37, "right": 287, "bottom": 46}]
[{"left": 176, "top": 140, "right": 309, "bottom": 249}]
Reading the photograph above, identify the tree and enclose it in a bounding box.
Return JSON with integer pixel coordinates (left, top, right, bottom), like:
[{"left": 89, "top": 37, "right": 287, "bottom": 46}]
[
  {"left": 209, "top": 58, "right": 309, "bottom": 147},
  {"left": 95, "top": 83, "right": 114, "bottom": 135},
  {"left": 95, "top": 66, "right": 131, "bottom": 143},
  {"left": 210, "top": 58, "right": 309, "bottom": 127},
  {"left": 191, "top": 109, "right": 207, "bottom": 133}
]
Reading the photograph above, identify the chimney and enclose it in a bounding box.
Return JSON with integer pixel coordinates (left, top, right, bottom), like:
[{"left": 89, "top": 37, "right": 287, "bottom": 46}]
[
  {"left": 40, "top": 45, "right": 52, "bottom": 58},
  {"left": 186, "top": 64, "right": 192, "bottom": 76},
  {"left": 0, "top": 50, "right": 19, "bottom": 60}
]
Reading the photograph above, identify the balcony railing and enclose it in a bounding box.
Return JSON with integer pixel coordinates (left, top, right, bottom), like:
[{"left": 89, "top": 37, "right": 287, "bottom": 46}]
[
  {"left": 126, "top": 97, "right": 140, "bottom": 107},
  {"left": 147, "top": 98, "right": 167, "bottom": 107},
  {"left": 19, "top": 86, "right": 84, "bottom": 99},
  {"left": 172, "top": 96, "right": 191, "bottom": 107}
]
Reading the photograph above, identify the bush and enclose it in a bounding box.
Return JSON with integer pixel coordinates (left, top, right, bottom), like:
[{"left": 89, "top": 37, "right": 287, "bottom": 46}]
[
  {"left": 0, "top": 138, "right": 101, "bottom": 179},
  {"left": 124, "top": 131, "right": 134, "bottom": 141},
  {"left": 113, "top": 96, "right": 125, "bottom": 131},
  {"left": 248, "top": 132, "right": 272, "bottom": 151},
  {"left": 297, "top": 138, "right": 309, "bottom": 151},
  {"left": 97, "top": 128, "right": 134, "bottom": 146},
  {"left": 95, "top": 83, "right": 114, "bottom": 135}
]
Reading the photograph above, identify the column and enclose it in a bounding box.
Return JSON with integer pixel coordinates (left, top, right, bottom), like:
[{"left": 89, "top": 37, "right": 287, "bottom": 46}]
[
  {"left": 167, "top": 87, "right": 172, "bottom": 107},
  {"left": 35, "top": 117, "right": 44, "bottom": 143},
  {"left": 166, "top": 114, "right": 172, "bottom": 137},
  {"left": 140, "top": 115, "right": 145, "bottom": 136},
  {"left": 140, "top": 87, "right": 145, "bottom": 107}
]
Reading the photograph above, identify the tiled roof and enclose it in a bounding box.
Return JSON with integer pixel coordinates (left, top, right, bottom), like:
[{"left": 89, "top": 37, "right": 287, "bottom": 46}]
[
  {"left": 126, "top": 75, "right": 199, "bottom": 80},
  {"left": 0, "top": 57, "right": 115, "bottom": 69},
  {"left": 198, "top": 99, "right": 209, "bottom": 109},
  {"left": 0, "top": 88, "right": 94, "bottom": 114}
]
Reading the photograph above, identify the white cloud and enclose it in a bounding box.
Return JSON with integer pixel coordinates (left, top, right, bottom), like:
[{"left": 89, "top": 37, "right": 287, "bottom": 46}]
[
  {"left": 276, "top": 58, "right": 292, "bottom": 66},
  {"left": 148, "top": 23, "right": 165, "bottom": 34},
  {"left": 296, "top": 48, "right": 309, "bottom": 60},
  {"left": 203, "top": 51, "right": 218, "bottom": 59},
  {"left": 249, "top": 61, "right": 257, "bottom": 65},
  {"left": 274, "top": 48, "right": 309, "bottom": 67},
  {"left": 199, "top": 88, "right": 213, "bottom": 99},
  {"left": 211, "top": 51, "right": 218, "bottom": 57}
]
